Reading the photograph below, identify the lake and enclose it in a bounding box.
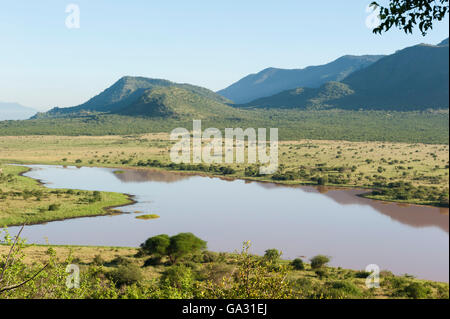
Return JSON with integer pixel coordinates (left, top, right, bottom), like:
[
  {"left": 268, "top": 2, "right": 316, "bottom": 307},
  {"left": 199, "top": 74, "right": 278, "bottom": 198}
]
[{"left": 7, "top": 165, "right": 449, "bottom": 282}]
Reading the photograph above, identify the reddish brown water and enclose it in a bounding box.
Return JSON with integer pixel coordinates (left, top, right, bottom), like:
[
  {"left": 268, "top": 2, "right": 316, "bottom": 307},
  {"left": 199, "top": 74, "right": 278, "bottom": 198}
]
[{"left": 8, "top": 165, "right": 449, "bottom": 282}]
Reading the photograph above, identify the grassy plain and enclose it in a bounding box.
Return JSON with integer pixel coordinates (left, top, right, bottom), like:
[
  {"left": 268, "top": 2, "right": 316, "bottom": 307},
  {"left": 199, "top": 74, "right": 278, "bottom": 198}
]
[
  {"left": 0, "top": 134, "right": 448, "bottom": 207},
  {"left": 0, "top": 110, "right": 448, "bottom": 144},
  {"left": 0, "top": 164, "right": 133, "bottom": 226}
]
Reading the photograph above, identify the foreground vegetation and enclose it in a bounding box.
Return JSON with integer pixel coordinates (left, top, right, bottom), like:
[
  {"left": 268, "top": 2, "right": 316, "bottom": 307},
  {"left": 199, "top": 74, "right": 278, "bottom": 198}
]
[
  {"left": 1, "top": 233, "right": 448, "bottom": 299},
  {"left": 1, "top": 134, "right": 448, "bottom": 207},
  {"left": 0, "top": 165, "right": 132, "bottom": 227}
]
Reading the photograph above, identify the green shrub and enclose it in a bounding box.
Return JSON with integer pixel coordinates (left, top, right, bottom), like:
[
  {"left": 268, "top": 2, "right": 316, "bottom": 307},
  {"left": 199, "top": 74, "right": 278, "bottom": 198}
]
[
  {"left": 201, "top": 251, "right": 217, "bottom": 263},
  {"left": 140, "top": 234, "right": 170, "bottom": 257},
  {"left": 244, "top": 166, "right": 261, "bottom": 177},
  {"left": 314, "top": 269, "right": 327, "bottom": 279},
  {"left": 109, "top": 264, "right": 143, "bottom": 286},
  {"left": 48, "top": 203, "right": 61, "bottom": 211},
  {"left": 400, "top": 282, "right": 431, "bottom": 299},
  {"left": 92, "top": 191, "right": 102, "bottom": 201},
  {"left": 354, "top": 270, "right": 371, "bottom": 278},
  {"left": 291, "top": 258, "right": 305, "bottom": 270},
  {"left": 110, "top": 256, "right": 132, "bottom": 266},
  {"left": 330, "top": 281, "right": 362, "bottom": 296},
  {"left": 264, "top": 249, "right": 281, "bottom": 264},
  {"left": 205, "top": 264, "right": 234, "bottom": 284},
  {"left": 292, "top": 277, "right": 315, "bottom": 296},
  {"left": 93, "top": 254, "right": 104, "bottom": 266},
  {"left": 141, "top": 233, "right": 207, "bottom": 264},
  {"left": 317, "top": 176, "right": 328, "bottom": 185},
  {"left": 160, "top": 265, "right": 193, "bottom": 290},
  {"left": 384, "top": 276, "right": 409, "bottom": 289},
  {"left": 310, "top": 255, "right": 330, "bottom": 269},
  {"left": 143, "top": 257, "right": 162, "bottom": 267},
  {"left": 436, "top": 285, "right": 450, "bottom": 299}
]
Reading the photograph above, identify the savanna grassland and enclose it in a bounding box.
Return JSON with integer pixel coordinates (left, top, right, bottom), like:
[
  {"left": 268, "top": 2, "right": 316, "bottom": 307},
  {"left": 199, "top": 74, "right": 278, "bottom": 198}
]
[
  {"left": 0, "top": 110, "right": 448, "bottom": 144},
  {"left": 0, "top": 133, "right": 448, "bottom": 208},
  {"left": 0, "top": 242, "right": 448, "bottom": 299},
  {"left": 0, "top": 133, "right": 448, "bottom": 299}
]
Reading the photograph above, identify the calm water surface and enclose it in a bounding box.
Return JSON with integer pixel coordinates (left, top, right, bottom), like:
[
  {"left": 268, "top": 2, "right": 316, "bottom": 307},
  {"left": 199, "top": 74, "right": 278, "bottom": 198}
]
[{"left": 8, "top": 165, "right": 449, "bottom": 282}]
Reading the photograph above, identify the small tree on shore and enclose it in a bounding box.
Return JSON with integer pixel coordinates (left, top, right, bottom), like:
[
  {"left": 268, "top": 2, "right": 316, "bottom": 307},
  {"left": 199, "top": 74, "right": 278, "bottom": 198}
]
[
  {"left": 291, "top": 258, "right": 305, "bottom": 270},
  {"left": 264, "top": 249, "right": 282, "bottom": 264},
  {"left": 141, "top": 234, "right": 171, "bottom": 262},
  {"left": 310, "top": 255, "right": 331, "bottom": 269},
  {"left": 167, "top": 233, "right": 207, "bottom": 264},
  {"left": 141, "top": 233, "right": 206, "bottom": 264}
]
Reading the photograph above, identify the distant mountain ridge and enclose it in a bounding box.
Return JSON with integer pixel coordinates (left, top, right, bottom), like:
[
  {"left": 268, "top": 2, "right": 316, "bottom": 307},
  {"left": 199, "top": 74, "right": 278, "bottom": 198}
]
[
  {"left": 217, "top": 55, "right": 384, "bottom": 103},
  {"left": 0, "top": 102, "right": 37, "bottom": 121},
  {"left": 241, "top": 38, "right": 449, "bottom": 111},
  {"left": 34, "top": 38, "right": 449, "bottom": 119},
  {"left": 438, "top": 38, "right": 449, "bottom": 46}
]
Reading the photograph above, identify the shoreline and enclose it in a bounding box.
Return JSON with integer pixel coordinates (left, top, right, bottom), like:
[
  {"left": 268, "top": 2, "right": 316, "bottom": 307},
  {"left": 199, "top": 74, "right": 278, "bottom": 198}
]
[
  {"left": 11, "top": 162, "right": 449, "bottom": 210},
  {"left": 3, "top": 162, "right": 446, "bottom": 228},
  {"left": 3, "top": 164, "right": 448, "bottom": 283},
  {"left": 4, "top": 194, "right": 137, "bottom": 228},
  {"left": 2, "top": 165, "right": 138, "bottom": 227}
]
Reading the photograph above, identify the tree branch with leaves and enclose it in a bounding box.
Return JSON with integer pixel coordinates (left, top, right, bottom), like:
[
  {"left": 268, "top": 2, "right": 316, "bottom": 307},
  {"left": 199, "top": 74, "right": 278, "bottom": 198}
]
[
  {"left": 371, "top": 0, "right": 449, "bottom": 35},
  {"left": 0, "top": 225, "right": 49, "bottom": 295}
]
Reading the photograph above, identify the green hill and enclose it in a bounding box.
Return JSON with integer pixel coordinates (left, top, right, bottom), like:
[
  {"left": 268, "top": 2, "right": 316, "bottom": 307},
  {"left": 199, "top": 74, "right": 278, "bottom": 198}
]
[
  {"left": 114, "top": 86, "right": 239, "bottom": 119},
  {"left": 438, "top": 38, "right": 449, "bottom": 46},
  {"left": 34, "top": 76, "right": 232, "bottom": 118},
  {"left": 338, "top": 40, "right": 449, "bottom": 110},
  {"left": 241, "top": 82, "right": 354, "bottom": 109},
  {"left": 241, "top": 39, "right": 449, "bottom": 111}
]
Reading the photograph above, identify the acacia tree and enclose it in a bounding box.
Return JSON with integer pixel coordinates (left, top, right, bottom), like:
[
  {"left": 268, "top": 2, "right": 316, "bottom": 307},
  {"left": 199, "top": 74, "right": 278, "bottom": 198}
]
[
  {"left": 264, "top": 249, "right": 282, "bottom": 264},
  {"left": 167, "top": 233, "right": 207, "bottom": 264},
  {"left": 141, "top": 234, "right": 171, "bottom": 262},
  {"left": 310, "top": 255, "right": 331, "bottom": 269},
  {"left": 141, "top": 232, "right": 207, "bottom": 264},
  {"left": 371, "top": 0, "right": 449, "bottom": 35}
]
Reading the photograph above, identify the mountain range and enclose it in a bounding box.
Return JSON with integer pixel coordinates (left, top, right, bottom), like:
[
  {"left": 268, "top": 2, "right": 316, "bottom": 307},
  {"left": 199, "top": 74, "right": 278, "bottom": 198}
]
[
  {"left": 241, "top": 38, "right": 449, "bottom": 110},
  {"left": 0, "top": 102, "right": 37, "bottom": 121},
  {"left": 217, "top": 55, "right": 385, "bottom": 104},
  {"left": 31, "top": 38, "right": 449, "bottom": 120}
]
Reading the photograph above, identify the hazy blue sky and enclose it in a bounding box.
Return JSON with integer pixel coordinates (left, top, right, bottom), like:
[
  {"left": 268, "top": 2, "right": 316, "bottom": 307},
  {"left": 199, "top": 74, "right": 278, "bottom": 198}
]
[{"left": 1, "top": 0, "right": 448, "bottom": 110}]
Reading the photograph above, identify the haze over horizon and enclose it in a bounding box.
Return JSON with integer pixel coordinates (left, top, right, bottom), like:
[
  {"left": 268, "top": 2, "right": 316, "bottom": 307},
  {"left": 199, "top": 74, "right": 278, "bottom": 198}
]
[{"left": 1, "top": 0, "right": 448, "bottom": 111}]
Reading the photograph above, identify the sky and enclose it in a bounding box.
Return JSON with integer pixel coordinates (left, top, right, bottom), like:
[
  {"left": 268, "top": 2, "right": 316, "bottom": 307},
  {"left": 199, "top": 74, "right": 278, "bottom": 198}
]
[{"left": 0, "top": 0, "right": 448, "bottom": 111}]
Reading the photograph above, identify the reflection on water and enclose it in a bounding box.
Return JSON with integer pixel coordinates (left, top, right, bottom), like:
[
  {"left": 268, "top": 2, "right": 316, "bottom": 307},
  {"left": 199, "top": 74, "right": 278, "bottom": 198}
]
[
  {"left": 8, "top": 165, "right": 449, "bottom": 282},
  {"left": 255, "top": 182, "right": 449, "bottom": 233},
  {"left": 115, "top": 169, "right": 449, "bottom": 233},
  {"left": 114, "top": 169, "right": 194, "bottom": 183},
  {"left": 322, "top": 188, "right": 448, "bottom": 233}
]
